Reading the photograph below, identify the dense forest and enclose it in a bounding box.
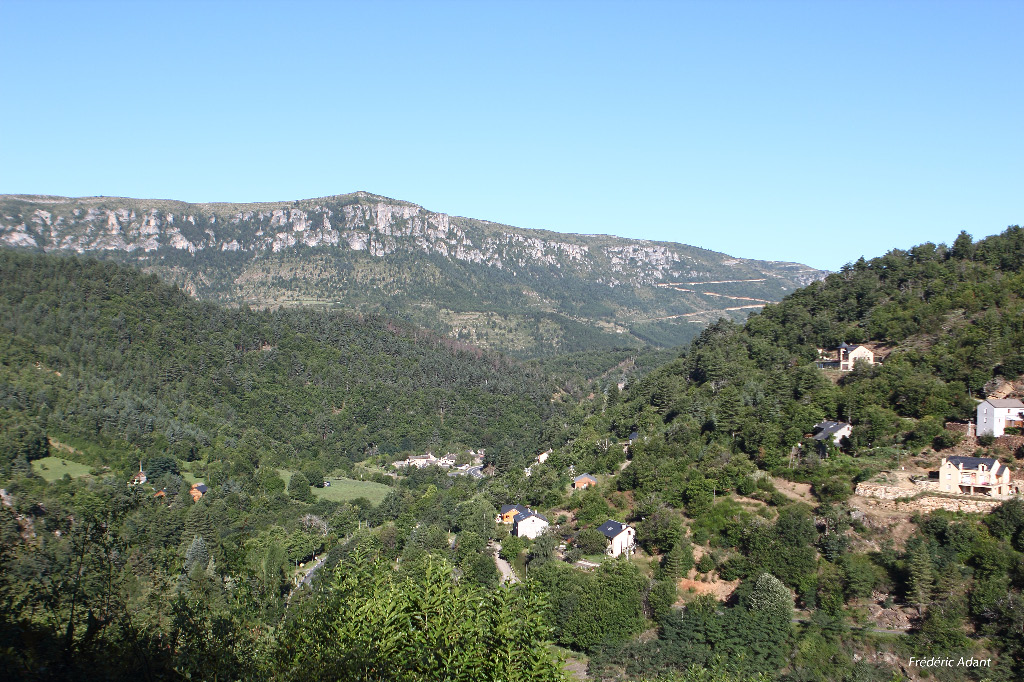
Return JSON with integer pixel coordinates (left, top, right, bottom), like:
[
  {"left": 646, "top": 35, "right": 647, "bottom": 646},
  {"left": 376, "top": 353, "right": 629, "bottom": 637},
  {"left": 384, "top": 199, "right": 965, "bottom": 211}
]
[
  {"left": 0, "top": 249, "right": 562, "bottom": 477},
  {"left": 2, "top": 227, "right": 1023, "bottom": 681}
]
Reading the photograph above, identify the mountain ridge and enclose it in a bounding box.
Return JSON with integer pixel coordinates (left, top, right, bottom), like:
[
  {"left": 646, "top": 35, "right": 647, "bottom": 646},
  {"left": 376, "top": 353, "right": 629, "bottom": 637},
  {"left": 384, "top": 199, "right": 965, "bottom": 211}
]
[{"left": 0, "top": 191, "right": 827, "bottom": 355}]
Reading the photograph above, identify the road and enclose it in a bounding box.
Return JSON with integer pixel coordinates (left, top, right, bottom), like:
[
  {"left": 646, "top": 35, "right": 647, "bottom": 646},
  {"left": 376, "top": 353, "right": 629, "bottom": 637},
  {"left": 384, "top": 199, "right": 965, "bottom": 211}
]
[
  {"left": 491, "top": 541, "right": 519, "bottom": 585},
  {"left": 298, "top": 554, "right": 327, "bottom": 587}
]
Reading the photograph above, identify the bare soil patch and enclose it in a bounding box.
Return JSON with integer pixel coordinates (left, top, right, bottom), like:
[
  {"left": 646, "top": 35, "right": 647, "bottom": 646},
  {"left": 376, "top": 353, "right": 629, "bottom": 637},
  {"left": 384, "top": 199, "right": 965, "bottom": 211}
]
[{"left": 771, "top": 477, "right": 815, "bottom": 504}]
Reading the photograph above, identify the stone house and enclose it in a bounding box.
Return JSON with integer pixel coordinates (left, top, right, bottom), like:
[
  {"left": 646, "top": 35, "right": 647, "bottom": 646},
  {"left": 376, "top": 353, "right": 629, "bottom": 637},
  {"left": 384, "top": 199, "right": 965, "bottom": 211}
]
[
  {"left": 499, "top": 504, "right": 531, "bottom": 524},
  {"left": 815, "top": 343, "right": 875, "bottom": 371},
  {"left": 812, "top": 421, "right": 852, "bottom": 446}
]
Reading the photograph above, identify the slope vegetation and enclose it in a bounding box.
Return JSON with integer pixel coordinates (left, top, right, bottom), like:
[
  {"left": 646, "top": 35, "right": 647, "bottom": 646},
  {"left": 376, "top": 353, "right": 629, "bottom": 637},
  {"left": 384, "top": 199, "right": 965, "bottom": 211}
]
[{"left": 0, "top": 250, "right": 554, "bottom": 475}]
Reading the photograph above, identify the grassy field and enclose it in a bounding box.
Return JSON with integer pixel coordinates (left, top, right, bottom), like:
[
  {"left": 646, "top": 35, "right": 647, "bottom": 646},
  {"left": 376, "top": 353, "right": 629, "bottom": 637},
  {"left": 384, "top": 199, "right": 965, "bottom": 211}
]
[
  {"left": 31, "top": 456, "right": 92, "bottom": 482},
  {"left": 277, "top": 469, "right": 392, "bottom": 505},
  {"left": 314, "top": 478, "right": 391, "bottom": 505},
  {"left": 178, "top": 462, "right": 200, "bottom": 484}
]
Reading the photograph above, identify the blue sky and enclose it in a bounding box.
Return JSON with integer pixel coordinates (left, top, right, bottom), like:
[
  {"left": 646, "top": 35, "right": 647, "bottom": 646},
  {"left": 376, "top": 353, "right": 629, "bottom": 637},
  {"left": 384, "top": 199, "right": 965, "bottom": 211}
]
[{"left": 2, "top": 0, "right": 1021, "bottom": 271}]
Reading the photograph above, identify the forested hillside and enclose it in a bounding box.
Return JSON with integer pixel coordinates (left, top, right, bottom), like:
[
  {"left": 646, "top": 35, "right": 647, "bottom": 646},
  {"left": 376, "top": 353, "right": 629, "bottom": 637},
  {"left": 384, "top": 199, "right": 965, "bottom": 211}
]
[
  {"left": 0, "top": 250, "right": 554, "bottom": 478},
  {"left": 617, "top": 226, "right": 1024, "bottom": 471},
  {"left": 544, "top": 226, "right": 1024, "bottom": 680}
]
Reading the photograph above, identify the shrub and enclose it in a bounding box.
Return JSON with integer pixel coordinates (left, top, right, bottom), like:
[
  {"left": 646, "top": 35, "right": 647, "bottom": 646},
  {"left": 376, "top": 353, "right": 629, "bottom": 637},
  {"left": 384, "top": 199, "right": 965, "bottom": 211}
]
[{"left": 576, "top": 528, "right": 610, "bottom": 555}]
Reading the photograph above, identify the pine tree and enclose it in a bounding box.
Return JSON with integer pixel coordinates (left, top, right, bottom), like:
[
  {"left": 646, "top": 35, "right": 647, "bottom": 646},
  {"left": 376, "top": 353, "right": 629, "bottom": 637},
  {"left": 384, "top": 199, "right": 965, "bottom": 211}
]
[
  {"left": 661, "top": 538, "right": 694, "bottom": 580},
  {"left": 184, "top": 536, "right": 209, "bottom": 574},
  {"left": 907, "top": 544, "right": 934, "bottom": 616}
]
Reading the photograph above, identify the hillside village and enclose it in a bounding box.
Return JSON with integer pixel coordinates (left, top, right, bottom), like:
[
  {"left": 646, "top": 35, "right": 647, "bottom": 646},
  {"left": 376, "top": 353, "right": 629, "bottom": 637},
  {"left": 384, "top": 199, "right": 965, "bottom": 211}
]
[{"left": 4, "top": 227, "right": 1024, "bottom": 682}]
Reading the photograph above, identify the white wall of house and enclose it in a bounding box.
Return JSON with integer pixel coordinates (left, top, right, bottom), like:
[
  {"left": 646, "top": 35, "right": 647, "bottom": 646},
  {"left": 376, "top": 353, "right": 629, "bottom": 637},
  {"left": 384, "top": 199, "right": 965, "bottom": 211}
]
[
  {"left": 977, "top": 400, "right": 1024, "bottom": 437},
  {"left": 514, "top": 516, "right": 548, "bottom": 539},
  {"left": 606, "top": 527, "right": 636, "bottom": 557},
  {"left": 840, "top": 346, "right": 874, "bottom": 371}
]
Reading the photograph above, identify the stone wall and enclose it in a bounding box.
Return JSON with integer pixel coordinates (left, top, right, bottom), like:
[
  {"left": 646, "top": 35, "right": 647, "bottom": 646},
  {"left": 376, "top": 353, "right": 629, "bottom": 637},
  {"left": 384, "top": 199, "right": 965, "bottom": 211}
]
[
  {"left": 944, "top": 421, "right": 974, "bottom": 435},
  {"left": 854, "top": 482, "right": 1010, "bottom": 513},
  {"left": 854, "top": 483, "right": 916, "bottom": 500}
]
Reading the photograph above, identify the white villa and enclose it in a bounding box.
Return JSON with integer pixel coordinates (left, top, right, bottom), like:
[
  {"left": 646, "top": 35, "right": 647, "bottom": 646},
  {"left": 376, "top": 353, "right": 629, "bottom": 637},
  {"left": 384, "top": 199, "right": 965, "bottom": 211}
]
[
  {"left": 976, "top": 398, "right": 1024, "bottom": 437},
  {"left": 512, "top": 511, "right": 549, "bottom": 539},
  {"left": 596, "top": 519, "right": 636, "bottom": 558}
]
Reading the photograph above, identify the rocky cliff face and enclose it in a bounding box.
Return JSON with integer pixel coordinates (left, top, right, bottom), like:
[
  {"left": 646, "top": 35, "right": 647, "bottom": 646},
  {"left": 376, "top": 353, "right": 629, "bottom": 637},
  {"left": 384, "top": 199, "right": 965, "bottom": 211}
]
[{"left": 0, "top": 191, "right": 826, "bottom": 355}]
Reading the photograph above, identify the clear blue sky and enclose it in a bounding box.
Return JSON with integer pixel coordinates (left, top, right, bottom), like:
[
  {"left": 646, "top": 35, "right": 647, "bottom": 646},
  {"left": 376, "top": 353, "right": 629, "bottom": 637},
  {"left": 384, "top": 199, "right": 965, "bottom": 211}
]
[{"left": 2, "top": 0, "right": 1021, "bottom": 271}]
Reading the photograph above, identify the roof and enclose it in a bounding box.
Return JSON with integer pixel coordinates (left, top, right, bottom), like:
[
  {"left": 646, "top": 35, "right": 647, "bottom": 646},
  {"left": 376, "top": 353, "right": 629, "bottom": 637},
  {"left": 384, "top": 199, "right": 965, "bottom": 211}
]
[
  {"left": 573, "top": 473, "right": 597, "bottom": 483},
  {"left": 812, "top": 421, "right": 851, "bottom": 440},
  {"left": 984, "top": 398, "right": 1024, "bottom": 408},
  {"left": 596, "top": 519, "right": 630, "bottom": 539},
  {"left": 514, "top": 510, "right": 548, "bottom": 523},
  {"left": 501, "top": 504, "right": 530, "bottom": 515},
  {"left": 946, "top": 456, "right": 1007, "bottom": 475},
  {"left": 193, "top": 483, "right": 209, "bottom": 494}
]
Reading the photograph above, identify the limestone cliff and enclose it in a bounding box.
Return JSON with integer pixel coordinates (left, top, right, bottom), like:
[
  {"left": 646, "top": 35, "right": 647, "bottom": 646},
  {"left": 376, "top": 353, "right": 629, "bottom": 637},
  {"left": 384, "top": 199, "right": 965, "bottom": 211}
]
[{"left": 0, "top": 191, "right": 826, "bottom": 355}]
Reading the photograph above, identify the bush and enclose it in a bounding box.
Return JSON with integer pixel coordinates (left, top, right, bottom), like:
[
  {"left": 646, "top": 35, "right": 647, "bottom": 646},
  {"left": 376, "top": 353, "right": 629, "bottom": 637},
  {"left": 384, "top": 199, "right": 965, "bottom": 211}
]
[
  {"left": 301, "top": 464, "right": 325, "bottom": 488},
  {"left": 576, "top": 528, "right": 610, "bottom": 555},
  {"left": 933, "top": 430, "right": 964, "bottom": 450},
  {"left": 717, "top": 555, "right": 750, "bottom": 581},
  {"left": 814, "top": 477, "right": 851, "bottom": 503},
  {"left": 695, "top": 553, "right": 715, "bottom": 573}
]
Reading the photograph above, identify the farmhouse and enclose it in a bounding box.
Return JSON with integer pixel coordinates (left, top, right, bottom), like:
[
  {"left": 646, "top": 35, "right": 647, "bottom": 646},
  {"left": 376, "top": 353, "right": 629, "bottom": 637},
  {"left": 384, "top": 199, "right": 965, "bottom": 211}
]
[
  {"left": 573, "top": 474, "right": 597, "bottom": 490},
  {"left": 976, "top": 398, "right": 1024, "bottom": 437},
  {"left": 190, "top": 483, "right": 209, "bottom": 501},
  {"left": 597, "top": 519, "right": 636, "bottom": 558},
  {"left": 815, "top": 343, "right": 875, "bottom": 371},
  {"left": 512, "top": 510, "right": 549, "bottom": 539},
  {"left": 937, "top": 456, "right": 1013, "bottom": 497}
]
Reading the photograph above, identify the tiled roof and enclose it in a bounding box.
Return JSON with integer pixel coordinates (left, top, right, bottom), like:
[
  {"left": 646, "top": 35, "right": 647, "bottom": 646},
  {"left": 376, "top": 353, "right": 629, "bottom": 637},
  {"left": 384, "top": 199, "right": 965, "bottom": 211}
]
[
  {"left": 947, "top": 456, "right": 1005, "bottom": 475},
  {"left": 597, "top": 519, "right": 628, "bottom": 539}
]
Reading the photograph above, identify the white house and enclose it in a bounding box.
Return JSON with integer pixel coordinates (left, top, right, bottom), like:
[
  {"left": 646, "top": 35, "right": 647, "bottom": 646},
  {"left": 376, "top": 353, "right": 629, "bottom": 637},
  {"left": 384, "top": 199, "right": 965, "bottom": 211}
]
[
  {"left": 812, "top": 421, "right": 852, "bottom": 446},
  {"left": 815, "top": 343, "right": 875, "bottom": 371},
  {"left": 839, "top": 343, "right": 874, "bottom": 371},
  {"left": 128, "top": 461, "right": 147, "bottom": 486},
  {"left": 977, "top": 398, "right": 1024, "bottom": 437},
  {"left": 596, "top": 519, "right": 635, "bottom": 558},
  {"left": 513, "top": 511, "right": 549, "bottom": 539}
]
